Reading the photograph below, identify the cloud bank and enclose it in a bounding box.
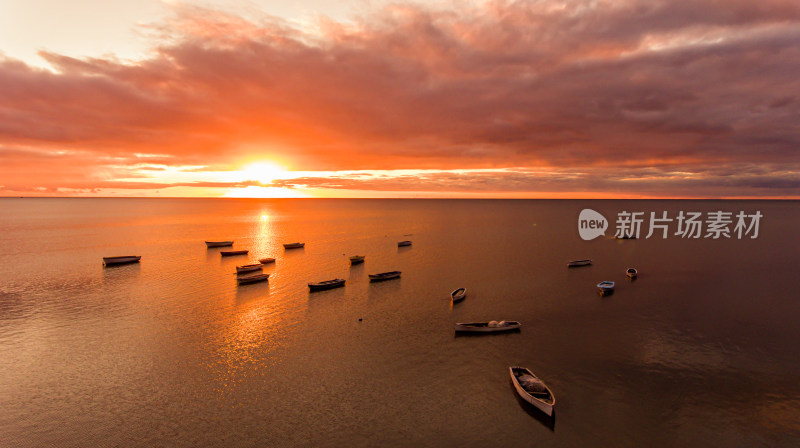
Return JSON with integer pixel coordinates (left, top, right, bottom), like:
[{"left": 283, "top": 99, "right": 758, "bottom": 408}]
[{"left": 1, "top": 0, "right": 798, "bottom": 197}]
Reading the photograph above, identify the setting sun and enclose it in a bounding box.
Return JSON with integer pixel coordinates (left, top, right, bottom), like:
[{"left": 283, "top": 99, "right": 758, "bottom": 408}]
[{"left": 241, "top": 162, "right": 289, "bottom": 184}]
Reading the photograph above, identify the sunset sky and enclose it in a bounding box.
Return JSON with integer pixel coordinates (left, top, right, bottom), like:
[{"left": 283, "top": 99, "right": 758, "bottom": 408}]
[{"left": 1, "top": 0, "right": 798, "bottom": 198}]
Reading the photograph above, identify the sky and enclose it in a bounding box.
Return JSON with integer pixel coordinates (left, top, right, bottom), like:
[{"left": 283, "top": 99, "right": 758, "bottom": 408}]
[{"left": 1, "top": 0, "right": 799, "bottom": 198}]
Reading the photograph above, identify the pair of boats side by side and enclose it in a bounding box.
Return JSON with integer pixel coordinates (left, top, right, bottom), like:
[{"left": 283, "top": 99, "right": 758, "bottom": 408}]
[{"left": 307, "top": 270, "right": 403, "bottom": 292}]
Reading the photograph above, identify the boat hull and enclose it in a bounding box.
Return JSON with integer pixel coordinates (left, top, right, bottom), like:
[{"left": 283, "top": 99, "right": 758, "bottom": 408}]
[
  {"left": 567, "top": 260, "right": 592, "bottom": 267},
  {"left": 237, "top": 273, "right": 269, "bottom": 284},
  {"left": 236, "top": 264, "right": 262, "bottom": 274},
  {"left": 451, "top": 288, "right": 466, "bottom": 302},
  {"left": 308, "top": 279, "right": 346, "bottom": 291},
  {"left": 597, "top": 281, "right": 615, "bottom": 295},
  {"left": 397, "top": 241, "right": 412, "bottom": 247},
  {"left": 259, "top": 258, "right": 276, "bottom": 264},
  {"left": 103, "top": 256, "right": 141, "bottom": 266},
  {"left": 509, "top": 367, "right": 555, "bottom": 417},
  {"left": 221, "top": 250, "right": 248, "bottom": 256},
  {"left": 283, "top": 243, "right": 305, "bottom": 249},
  {"left": 349, "top": 256, "right": 365, "bottom": 265},
  {"left": 205, "top": 241, "right": 233, "bottom": 248},
  {"left": 455, "top": 322, "right": 521, "bottom": 333},
  {"left": 369, "top": 271, "right": 401, "bottom": 282}
]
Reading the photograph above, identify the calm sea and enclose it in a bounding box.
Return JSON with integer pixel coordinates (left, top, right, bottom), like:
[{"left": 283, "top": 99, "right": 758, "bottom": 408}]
[{"left": 1, "top": 198, "right": 798, "bottom": 447}]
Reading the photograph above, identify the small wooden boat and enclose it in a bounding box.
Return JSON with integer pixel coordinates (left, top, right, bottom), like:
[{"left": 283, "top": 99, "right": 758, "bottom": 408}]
[
  {"left": 236, "top": 273, "right": 269, "bottom": 285},
  {"left": 308, "top": 278, "right": 346, "bottom": 291},
  {"left": 509, "top": 366, "right": 555, "bottom": 416},
  {"left": 283, "top": 242, "right": 305, "bottom": 249},
  {"left": 626, "top": 268, "right": 638, "bottom": 279},
  {"left": 597, "top": 281, "right": 615, "bottom": 295},
  {"left": 259, "top": 257, "right": 276, "bottom": 264},
  {"left": 349, "top": 255, "right": 365, "bottom": 265},
  {"left": 397, "top": 240, "right": 412, "bottom": 247},
  {"left": 451, "top": 287, "right": 466, "bottom": 302},
  {"left": 205, "top": 241, "right": 233, "bottom": 248},
  {"left": 369, "top": 271, "right": 401, "bottom": 282},
  {"left": 236, "top": 264, "right": 262, "bottom": 274},
  {"left": 454, "top": 321, "right": 521, "bottom": 333},
  {"left": 103, "top": 255, "right": 141, "bottom": 266},
  {"left": 221, "top": 250, "right": 248, "bottom": 257},
  {"left": 567, "top": 259, "right": 592, "bottom": 267}
]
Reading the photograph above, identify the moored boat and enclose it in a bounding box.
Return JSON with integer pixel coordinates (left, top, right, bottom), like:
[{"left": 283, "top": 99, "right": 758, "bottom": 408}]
[
  {"left": 221, "top": 250, "right": 248, "bottom": 256},
  {"left": 567, "top": 259, "right": 592, "bottom": 267},
  {"left": 397, "top": 240, "right": 412, "bottom": 247},
  {"left": 509, "top": 366, "right": 555, "bottom": 416},
  {"left": 451, "top": 287, "right": 466, "bottom": 302},
  {"left": 236, "top": 273, "right": 269, "bottom": 285},
  {"left": 103, "top": 255, "right": 141, "bottom": 266},
  {"left": 283, "top": 242, "right": 305, "bottom": 249},
  {"left": 205, "top": 241, "right": 233, "bottom": 248},
  {"left": 626, "top": 268, "right": 638, "bottom": 279},
  {"left": 349, "top": 255, "right": 365, "bottom": 265},
  {"left": 308, "top": 278, "right": 346, "bottom": 291},
  {"left": 597, "top": 281, "right": 615, "bottom": 295},
  {"left": 369, "top": 271, "right": 401, "bottom": 282},
  {"left": 236, "top": 264, "right": 262, "bottom": 274},
  {"left": 454, "top": 320, "right": 521, "bottom": 333},
  {"left": 259, "top": 257, "right": 276, "bottom": 264}
]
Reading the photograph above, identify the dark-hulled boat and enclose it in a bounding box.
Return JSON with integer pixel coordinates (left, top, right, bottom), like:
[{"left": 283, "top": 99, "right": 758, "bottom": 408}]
[
  {"left": 221, "top": 250, "right": 248, "bottom": 257},
  {"left": 236, "top": 273, "right": 269, "bottom": 285},
  {"left": 236, "top": 264, "right": 262, "bottom": 274},
  {"left": 369, "top": 271, "right": 401, "bottom": 282},
  {"left": 308, "top": 278, "right": 346, "bottom": 291},
  {"left": 455, "top": 320, "right": 521, "bottom": 333},
  {"left": 103, "top": 256, "right": 141, "bottom": 266}
]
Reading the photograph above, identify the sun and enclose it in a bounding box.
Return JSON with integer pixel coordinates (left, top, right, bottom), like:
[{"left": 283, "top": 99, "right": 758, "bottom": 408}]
[{"left": 241, "top": 161, "right": 288, "bottom": 184}]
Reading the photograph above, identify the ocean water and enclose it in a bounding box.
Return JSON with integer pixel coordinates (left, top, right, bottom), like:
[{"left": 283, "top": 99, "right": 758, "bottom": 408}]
[{"left": 0, "top": 198, "right": 798, "bottom": 447}]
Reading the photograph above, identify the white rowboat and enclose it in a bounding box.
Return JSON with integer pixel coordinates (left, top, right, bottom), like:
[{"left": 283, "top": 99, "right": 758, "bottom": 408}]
[
  {"left": 451, "top": 288, "right": 466, "bottom": 302},
  {"left": 597, "top": 281, "right": 615, "bottom": 295},
  {"left": 509, "top": 366, "right": 555, "bottom": 416}
]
